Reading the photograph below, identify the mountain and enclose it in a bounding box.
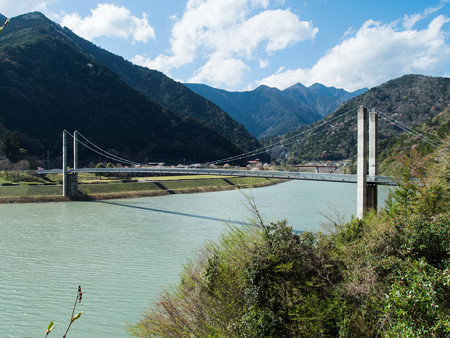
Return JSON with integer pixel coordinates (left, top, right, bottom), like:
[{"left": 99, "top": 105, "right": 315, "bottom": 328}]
[
  {"left": 266, "top": 74, "right": 450, "bottom": 166},
  {"left": 283, "top": 83, "right": 367, "bottom": 117},
  {"left": 0, "top": 12, "right": 250, "bottom": 165},
  {"left": 38, "top": 16, "right": 261, "bottom": 153},
  {"left": 185, "top": 82, "right": 366, "bottom": 138}
]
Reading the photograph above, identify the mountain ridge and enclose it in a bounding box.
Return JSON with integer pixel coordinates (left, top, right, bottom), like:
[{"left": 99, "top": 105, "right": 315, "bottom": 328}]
[{"left": 185, "top": 82, "right": 367, "bottom": 138}]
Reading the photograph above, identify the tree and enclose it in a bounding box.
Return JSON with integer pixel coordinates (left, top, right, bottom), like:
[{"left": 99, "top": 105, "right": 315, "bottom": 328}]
[
  {"left": 0, "top": 131, "right": 23, "bottom": 162},
  {"left": 12, "top": 160, "right": 30, "bottom": 180},
  {"left": 95, "top": 162, "right": 105, "bottom": 179},
  {"left": 106, "top": 162, "right": 114, "bottom": 178}
]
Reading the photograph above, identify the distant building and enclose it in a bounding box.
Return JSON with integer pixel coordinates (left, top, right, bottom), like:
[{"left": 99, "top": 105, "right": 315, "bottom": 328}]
[{"left": 247, "top": 159, "right": 262, "bottom": 166}]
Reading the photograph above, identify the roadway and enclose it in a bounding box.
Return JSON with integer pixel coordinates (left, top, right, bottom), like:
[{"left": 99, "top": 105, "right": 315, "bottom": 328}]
[{"left": 36, "top": 167, "right": 396, "bottom": 185}]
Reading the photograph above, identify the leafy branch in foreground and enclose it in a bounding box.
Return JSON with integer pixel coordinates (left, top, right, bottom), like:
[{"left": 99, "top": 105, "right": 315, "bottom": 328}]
[
  {"left": 46, "top": 285, "right": 84, "bottom": 337},
  {"left": 0, "top": 18, "right": 9, "bottom": 34}
]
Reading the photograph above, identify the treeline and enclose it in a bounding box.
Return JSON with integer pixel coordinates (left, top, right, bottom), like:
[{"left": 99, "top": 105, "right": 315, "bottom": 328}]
[{"left": 130, "top": 142, "right": 449, "bottom": 337}]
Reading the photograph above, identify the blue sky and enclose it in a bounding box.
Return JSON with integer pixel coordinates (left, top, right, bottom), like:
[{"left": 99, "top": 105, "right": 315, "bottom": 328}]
[{"left": 1, "top": 0, "right": 449, "bottom": 92}]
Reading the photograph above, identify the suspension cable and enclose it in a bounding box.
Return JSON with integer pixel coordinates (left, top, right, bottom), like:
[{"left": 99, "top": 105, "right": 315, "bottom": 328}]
[
  {"left": 74, "top": 131, "right": 143, "bottom": 166},
  {"left": 203, "top": 106, "right": 358, "bottom": 165},
  {"left": 59, "top": 104, "right": 443, "bottom": 168},
  {"left": 375, "top": 110, "right": 441, "bottom": 148},
  {"left": 76, "top": 138, "right": 142, "bottom": 166}
]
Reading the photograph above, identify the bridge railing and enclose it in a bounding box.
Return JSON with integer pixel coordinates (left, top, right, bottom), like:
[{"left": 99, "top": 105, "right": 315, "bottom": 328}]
[{"left": 36, "top": 167, "right": 396, "bottom": 185}]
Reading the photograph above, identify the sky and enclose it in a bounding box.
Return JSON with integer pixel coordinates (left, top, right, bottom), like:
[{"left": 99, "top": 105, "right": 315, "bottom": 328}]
[{"left": 0, "top": 0, "right": 449, "bottom": 92}]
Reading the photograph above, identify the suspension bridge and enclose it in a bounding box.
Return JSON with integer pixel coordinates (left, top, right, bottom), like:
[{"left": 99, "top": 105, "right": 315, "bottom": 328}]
[{"left": 36, "top": 106, "right": 441, "bottom": 218}]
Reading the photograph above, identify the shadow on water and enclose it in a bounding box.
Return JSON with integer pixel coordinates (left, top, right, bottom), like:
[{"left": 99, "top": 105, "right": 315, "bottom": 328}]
[{"left": 96, "top": 200, "right": 252, "bottom": 226}]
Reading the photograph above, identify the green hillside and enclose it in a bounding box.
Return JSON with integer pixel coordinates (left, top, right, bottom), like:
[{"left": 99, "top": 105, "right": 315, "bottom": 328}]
[
  {"left": 50, "top": 15, "right": 261, "bottom": 153},
  {"left": 0, "top": 13, "right": 244, "bottom": 165},
  {"left": 266, "top": 75, "right": 450, "bottom": 168}
]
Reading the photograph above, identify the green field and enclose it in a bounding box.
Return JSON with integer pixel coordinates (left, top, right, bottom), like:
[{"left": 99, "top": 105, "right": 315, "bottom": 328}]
[
  {"left": 0, "top": 184, "right": 62, "bottom": 197},
  {"left": 0, "top": 176, "right": 279, "bottom": 202}
]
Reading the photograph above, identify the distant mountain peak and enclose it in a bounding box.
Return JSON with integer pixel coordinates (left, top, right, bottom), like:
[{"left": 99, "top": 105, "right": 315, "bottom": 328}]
[
  {"left": 186, "top": 81, "right": 364, "bottom": 138},
  {"left": 254, "top": 84, "right": 281, "bottom": 93},
  {"left": 286, "top": 82, "right": 307, "bottom": 90},
  {"left": 20, "top": 12, "right": 47, "bottom": 20},
  {"left": 309, "top": 83, "right": 328, "bottom": 89}
]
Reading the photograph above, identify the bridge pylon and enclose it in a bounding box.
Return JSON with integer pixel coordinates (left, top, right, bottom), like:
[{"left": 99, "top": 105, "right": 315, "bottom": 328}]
[
  {"left": 62, "top": 130, "right": 78, "bottom": 199},
  {"left": 357, "top": 106, "right": 378, "bottom": 218}
]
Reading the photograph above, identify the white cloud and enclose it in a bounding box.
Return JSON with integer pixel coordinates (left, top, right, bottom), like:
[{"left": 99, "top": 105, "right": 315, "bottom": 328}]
[
  {"left": 258, "top": 15, "right": 450, "bottom": 91},
  {"left": 403, "top": 13, "right": 423, "bottom": 30},
  {"left": 259, "top": 59, "right": 270, "bottom": 68},
  {"left": 403, "top": 3, "right": 443, "bottom": 29},
  {"left": 0, "top": 0, "right": 57, "bottom": 17},
  {"left": 189, "top": 56, "right": 250, "bottom": 87},
  {"left": 60, "top": 3, "right": 155, "bottom": 43},
  {"left": 238, "top": 9, "right": 317, "bottom": 55},
  {"left": 133, "top": 0, "right": 317, "bottom": 88},
  {"left": 342, "top": 26, "right": 354, "bottom": 39}
]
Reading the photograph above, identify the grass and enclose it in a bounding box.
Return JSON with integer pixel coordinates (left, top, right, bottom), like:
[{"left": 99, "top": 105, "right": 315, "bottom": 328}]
[
  {"left": 78, "top": 181, "right": 161, "bottom": 194},
  {"left": 0, "top": 184, "right": 62, "bottom": 197}
]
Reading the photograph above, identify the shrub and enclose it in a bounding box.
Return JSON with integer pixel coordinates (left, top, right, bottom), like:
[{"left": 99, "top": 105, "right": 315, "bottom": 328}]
[
  {"left": 131, "top": 146, "right": 450, "bottom": 337},
  {"left": 381, "top": 258, "right": 450, "bottom": 337}
]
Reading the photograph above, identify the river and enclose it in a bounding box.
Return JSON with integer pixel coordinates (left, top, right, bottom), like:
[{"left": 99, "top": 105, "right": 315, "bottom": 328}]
[{"left": 0, "top": 180, "right": 389, "bottom": 337}]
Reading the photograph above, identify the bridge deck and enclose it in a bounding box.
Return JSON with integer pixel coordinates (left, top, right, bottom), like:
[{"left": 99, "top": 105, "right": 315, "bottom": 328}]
[{"left": 36, "top": 168, "right": 396, "bottom": 186}]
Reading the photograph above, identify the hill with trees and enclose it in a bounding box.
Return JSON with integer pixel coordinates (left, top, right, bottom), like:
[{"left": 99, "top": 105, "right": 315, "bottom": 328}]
[
  {"left": 185, "top": 82, "right": 366, "bottom": 138},
  {"left": 21, "top": 12, "right": 261, "bottom": 153},
  {"left": 0, "top": 12, "right": 264, "bottom": 166},
  {"left": 265, "top": 74, "right": 450, "bottom": 167}
]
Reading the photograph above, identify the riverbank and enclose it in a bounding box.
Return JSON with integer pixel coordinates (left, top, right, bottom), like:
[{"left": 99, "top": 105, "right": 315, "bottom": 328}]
[{"left": 0, "top": 176, "right": 285, "bottom": 203}]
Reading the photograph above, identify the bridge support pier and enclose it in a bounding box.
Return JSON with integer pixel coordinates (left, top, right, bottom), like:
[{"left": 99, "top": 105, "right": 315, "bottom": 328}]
[
  {"left": 357, "top": 106, "right": 378, "bottom": 218},
  {"left": 73, "top": 130, "right": 78, "bottom": 170},
  {"left": 62, "top": 130, "right": 78, "bottom": 199},
  {"left": 368, "top": 109, "right": 378, "bottom": 212}
]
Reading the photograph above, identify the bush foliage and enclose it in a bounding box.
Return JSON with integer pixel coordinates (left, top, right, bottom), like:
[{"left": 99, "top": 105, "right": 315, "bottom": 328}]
[{"left": 130, "top": 144, "right": 449, "bottom": 337}]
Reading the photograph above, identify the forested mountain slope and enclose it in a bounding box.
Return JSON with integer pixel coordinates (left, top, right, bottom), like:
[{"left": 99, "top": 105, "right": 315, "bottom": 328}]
[
  {"left": 0, "top": 13, "right": 244, "bottom": 164},
  {"left": 266, "top": 75, "right": 450, "bottom": 165},
  {"left": 44, "top": 14, "right": 261, "bottom": 153}
]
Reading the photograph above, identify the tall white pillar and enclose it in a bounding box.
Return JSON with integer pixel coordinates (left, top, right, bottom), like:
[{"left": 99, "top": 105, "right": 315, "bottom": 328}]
[
  {"left": 73, "top": 130, "right": 78, "bottom": 170},
  {"left": 357, "top": 106, "right": 368, "bottom": 219},
  {"left": 369, "top": 109, "right": 378, "bottom": 177},
  {"left": 367, "top": 109, "right": 378, "bottom": 212},
  {"left": 63, "top": 130, "right": 68, "bottom": 197}
]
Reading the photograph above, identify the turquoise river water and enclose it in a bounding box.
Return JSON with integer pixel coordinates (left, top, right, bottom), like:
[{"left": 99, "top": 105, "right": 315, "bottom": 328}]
[{"left": 0, "top": 180, "right": 389, "bottom": 337}]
